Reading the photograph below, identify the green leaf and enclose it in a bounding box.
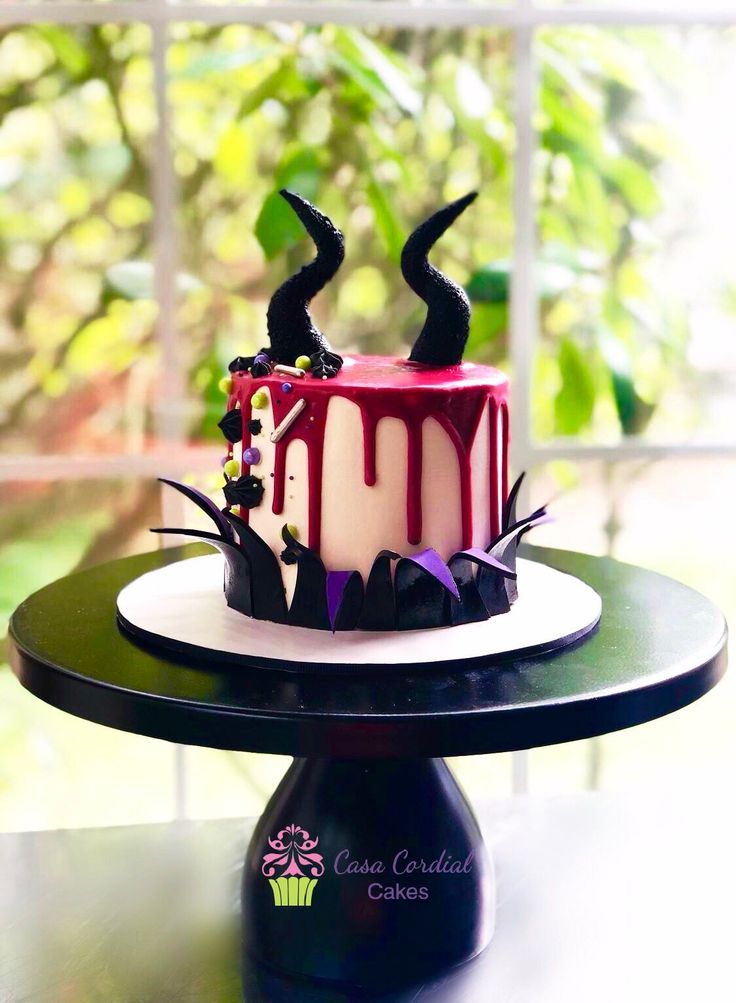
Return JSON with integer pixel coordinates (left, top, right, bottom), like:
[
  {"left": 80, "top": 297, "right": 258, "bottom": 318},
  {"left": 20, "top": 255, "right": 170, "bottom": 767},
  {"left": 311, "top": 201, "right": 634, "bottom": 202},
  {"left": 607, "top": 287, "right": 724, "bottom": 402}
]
[
  {"left": 236, "top": 62, "right": 302, "bottom": 119},
  {"left": 467, "top": 265, "right": 509, "bottom": 304},
  {"left": 332, "top": 28, "right": 421, "bottom": 115},
  {"left": 366, "top": 179, "right": 404, "bottom": 263},
  {"left": 466, "top": 302, "right": 508, "bottom": 358},
  {"left": 467, "top": 257, "right": 580, "bottom": 305},
  {"left": 554, "top": 336, "right": 596, "bottom": 435},
  {"left": 604, "top": 156, "right": 660, "bottom": 216},
  {"left": 599, "top": 333, "right": 655, "bottom": 435},
  {"left": 173, "top": 46, "right": 275, "bottom": 81},
  {"left": 213, "top": 122, "right": 252, "bottom": 183},
  {"left": 275, "top": 147, "right": 322, "bottom": 201},
  {"left": 35, "top": 25, "right": 90, "bottom": 79},
  {"left": 255, "top": 191, "right": 305, "bottom": 261},
  {"left": 105, "top": 261, "right": 202, "bottom": 301}
]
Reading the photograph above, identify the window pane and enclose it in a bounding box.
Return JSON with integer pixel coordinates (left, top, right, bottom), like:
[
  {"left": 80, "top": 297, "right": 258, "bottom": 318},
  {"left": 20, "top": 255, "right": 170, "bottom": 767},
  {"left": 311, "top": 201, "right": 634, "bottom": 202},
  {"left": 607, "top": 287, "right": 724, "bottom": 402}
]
[
  {"left": 169, "top": 23, "right": 514, "bottom": 440},
  {"left": 526, "top": 458, "right": 736, "bottom": 795},
  {"left": 534, "top": 27, "right": 736, "bottom": 445},
  {"left": 0, "top": 23, "right": 158, "bottom": 456},
  {"left": 0, "top": 477, "right": 171, "bottom": 831}
]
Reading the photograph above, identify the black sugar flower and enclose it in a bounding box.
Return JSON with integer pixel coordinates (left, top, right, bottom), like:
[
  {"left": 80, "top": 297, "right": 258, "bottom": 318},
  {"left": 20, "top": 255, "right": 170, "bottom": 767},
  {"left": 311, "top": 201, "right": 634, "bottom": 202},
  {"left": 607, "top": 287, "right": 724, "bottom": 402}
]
[{"left": 223, "top": 474, "right": 265, "bottom": 509}]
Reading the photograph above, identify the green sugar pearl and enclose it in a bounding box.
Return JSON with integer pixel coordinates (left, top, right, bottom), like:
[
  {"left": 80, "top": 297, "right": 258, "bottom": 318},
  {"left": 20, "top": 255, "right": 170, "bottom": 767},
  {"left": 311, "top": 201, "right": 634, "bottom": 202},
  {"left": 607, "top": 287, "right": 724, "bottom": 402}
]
[
  {"left": 295, "top": 355, "right": 312, "bottom": 372},
  {"left": 223, "top": 459, "right": 240, "bottom": 478},
  {"left": 250, "top": 389, "right": 269, "bottom": 409}
]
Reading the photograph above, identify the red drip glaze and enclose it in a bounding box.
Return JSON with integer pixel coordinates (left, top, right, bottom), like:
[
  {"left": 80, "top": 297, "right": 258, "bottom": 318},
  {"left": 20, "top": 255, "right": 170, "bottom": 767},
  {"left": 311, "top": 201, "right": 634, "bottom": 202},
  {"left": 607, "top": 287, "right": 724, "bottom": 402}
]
[{"left": 233, "top": 355, "right": 509, "bottom": 554}]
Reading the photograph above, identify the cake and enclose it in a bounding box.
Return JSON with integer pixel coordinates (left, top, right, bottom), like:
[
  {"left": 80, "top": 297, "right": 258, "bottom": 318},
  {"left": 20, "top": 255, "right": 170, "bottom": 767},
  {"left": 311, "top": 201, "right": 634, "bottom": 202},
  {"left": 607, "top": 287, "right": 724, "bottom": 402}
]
[{"left": 155, "top": 190, "right": 548, "bottom": 632}]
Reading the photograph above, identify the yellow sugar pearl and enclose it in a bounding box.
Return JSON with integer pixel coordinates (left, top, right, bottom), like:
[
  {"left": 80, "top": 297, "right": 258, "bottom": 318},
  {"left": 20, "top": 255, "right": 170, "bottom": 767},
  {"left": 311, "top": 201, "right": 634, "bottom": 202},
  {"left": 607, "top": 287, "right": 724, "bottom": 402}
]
[
  {"left": 223, "top": 459, "right": 240, "bottom": 478},
  {"left": 230, "top": 506, "right": 240, "bottom": 517},
  {"left": 295, "top": 355, "right": 312, "bottom": 372},
  {"left": 286, "top": 523, "right": 300, "bottom": 540},
  {"left": 250, "top": 389, "right": 269, "bottom": 410},
  {"left": 218, "top": 376, "right": 233, "bottom": 395}
]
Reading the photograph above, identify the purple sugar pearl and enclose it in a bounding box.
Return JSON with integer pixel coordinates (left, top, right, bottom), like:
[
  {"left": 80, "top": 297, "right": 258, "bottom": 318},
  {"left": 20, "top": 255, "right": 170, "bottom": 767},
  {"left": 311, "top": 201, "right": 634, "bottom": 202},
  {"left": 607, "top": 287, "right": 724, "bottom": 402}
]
[
  {"left": 281, "top": 382, "right": 292, "bottom": 393},
  {"left": 243, "top": 447, "right": 261, "bottom": 465},
  {"left": 254, "top": 353, "right": 270, "bottom": 364}
]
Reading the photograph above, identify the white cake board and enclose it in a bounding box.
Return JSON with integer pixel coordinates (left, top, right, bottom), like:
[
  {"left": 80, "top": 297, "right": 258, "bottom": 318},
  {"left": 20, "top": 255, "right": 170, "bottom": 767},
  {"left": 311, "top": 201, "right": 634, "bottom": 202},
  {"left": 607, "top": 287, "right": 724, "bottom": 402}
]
[{"left": 117, "top": 554, "right": 601, "bottom": 673}]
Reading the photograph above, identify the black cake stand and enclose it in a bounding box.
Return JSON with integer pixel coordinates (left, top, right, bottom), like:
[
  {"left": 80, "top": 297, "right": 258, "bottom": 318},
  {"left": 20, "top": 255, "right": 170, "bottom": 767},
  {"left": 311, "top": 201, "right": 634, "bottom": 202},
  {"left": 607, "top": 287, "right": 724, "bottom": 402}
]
[{"left": 8, "top": 543, "right": 728, "bottom": 992}]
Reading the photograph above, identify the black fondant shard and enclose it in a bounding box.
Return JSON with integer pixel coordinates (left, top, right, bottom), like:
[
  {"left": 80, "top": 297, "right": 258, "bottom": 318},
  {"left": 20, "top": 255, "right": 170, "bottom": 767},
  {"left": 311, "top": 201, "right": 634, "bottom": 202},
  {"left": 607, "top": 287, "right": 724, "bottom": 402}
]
[
  {"left": 266, "top": 191, "right": 345, "bottom": 364},
  {"left": 158, "top": 478, "right": 234, "bottom": 542},
  {"left": 150, "top": 527, "right": 252, "bottom": 616},
  {"left": 402, "top": 192, "right": 477, "bottom": 367},
  {"left": 395, "top": 558, "right": 451, "bottom": 631},
  {"left": 448, "top": 555, "right": 489, "bottom": 626},
  {"left": 479, "top": 509, "right": 550, "bottom": 610},
  {"left": 449, "top": 548, "right": 514, "bottom": 624},
  {"left": 502, "top": 472, "right": 525, "bottom": 532},
  {"left": 280, "top": 526, "right": 330, "bottom": 630},
  {"left": 222, "top": 511, "right": 288, "bottom": 623},
  {"left": 358, "top": 550, "right": 399, "bottom": 631},
  {"left": 248, "top": 419, "right": 262, "bottom": 436},
  {"left": 218, "top": 407, "right": 243, "bottom": 443}
]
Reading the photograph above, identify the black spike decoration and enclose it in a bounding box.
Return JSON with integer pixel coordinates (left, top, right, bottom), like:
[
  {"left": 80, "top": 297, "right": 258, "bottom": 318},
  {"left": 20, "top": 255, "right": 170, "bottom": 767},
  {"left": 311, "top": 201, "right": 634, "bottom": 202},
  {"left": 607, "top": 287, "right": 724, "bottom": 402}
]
[
  {"left": 402, "top": 192, "right": 477, "bottom": 367},
  {"left": 266, "top": 189, "right": 345, "bottom": 363}
]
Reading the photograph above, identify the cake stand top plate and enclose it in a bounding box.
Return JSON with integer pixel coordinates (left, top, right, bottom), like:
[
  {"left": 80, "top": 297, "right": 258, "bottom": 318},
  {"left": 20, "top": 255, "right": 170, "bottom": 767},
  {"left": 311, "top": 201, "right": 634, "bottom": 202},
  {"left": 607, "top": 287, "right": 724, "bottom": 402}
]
[{"left": 9, "top": 544, "right": 727, "bottom": 758}]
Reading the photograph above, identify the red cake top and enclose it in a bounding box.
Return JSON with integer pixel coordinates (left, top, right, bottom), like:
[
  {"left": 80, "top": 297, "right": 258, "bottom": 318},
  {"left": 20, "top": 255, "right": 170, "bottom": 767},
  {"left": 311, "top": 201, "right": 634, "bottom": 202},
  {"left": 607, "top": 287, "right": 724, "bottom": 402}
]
[
  {"left": 232, "top": 354, "right": 506, "bottom": 394},
  {"left": 229, "top": 354, "right": 508, "bottom": 551}
]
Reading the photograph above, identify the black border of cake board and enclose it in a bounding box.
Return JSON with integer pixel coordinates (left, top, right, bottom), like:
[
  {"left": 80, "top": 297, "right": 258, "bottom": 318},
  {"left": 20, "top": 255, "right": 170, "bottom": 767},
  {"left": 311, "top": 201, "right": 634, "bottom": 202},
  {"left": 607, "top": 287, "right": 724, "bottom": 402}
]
[{"left": 115, "top": 606, "right": 601, "bottom": 676}]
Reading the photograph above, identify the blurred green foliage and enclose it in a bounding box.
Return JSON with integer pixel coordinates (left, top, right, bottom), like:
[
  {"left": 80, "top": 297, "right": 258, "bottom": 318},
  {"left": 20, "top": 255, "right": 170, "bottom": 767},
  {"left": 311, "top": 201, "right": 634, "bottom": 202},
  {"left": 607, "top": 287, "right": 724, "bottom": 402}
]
[{"left": 0, "top": 21, "right": 692, "bottom": 459}]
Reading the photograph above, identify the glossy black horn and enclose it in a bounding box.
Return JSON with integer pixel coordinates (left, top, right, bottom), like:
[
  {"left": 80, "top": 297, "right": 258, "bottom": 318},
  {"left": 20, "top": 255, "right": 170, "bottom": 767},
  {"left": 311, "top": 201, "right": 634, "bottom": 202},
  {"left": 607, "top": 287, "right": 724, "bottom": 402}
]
[
  {"left": 402, "top": 192, "right": 477, "bottom": 367},
  {"left": 266, "top": 189, "right": 345, "bottom": 363}
]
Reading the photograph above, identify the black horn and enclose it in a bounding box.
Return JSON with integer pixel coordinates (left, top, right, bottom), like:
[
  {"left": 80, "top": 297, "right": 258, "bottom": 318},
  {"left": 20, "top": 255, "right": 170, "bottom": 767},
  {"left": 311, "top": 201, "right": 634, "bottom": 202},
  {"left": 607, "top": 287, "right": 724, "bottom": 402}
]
[
  {"left": 266, "top": 189, "right": 345, "bottom": 363},
  {"left": 402, "top": 192, "right": 477, "bottom": 367}
]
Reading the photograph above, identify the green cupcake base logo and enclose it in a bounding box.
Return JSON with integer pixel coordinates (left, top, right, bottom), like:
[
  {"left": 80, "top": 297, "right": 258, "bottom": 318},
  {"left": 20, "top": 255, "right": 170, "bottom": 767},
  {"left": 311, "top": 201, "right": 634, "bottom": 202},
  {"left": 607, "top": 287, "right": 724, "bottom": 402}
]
[{"left": 262, "top": 824, "right": 325, "bottom": 907}]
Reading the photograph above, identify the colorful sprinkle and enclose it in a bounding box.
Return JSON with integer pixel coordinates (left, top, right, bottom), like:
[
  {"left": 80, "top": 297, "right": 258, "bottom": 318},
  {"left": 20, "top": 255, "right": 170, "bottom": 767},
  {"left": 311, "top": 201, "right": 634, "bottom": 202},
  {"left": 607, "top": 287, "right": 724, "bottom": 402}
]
[
  {"left": 250, "top": 389, "right": 269, "bottom": 409},
  {"left": 274, "top": 364, "right": 305, "bottom": 379},
  {"left": 218, "top": 376, "right": 233, "bottom": 395},
  {"left": 223, "top": 458, "right": 240, "bottom": 478},
  {"left": 243, "top": 447, "right": 261, "bottom": 465}
]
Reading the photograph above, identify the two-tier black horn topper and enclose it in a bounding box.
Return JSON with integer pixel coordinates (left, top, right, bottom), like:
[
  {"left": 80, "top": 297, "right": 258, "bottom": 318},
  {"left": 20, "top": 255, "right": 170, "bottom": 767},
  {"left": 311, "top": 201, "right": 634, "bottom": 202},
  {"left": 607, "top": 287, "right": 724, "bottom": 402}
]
[
  {"left": 266, "top": 189, "right": 345, "bottom": 364},
  {"left": 402, "top": 191, "right": 478, "bottom": 367}
]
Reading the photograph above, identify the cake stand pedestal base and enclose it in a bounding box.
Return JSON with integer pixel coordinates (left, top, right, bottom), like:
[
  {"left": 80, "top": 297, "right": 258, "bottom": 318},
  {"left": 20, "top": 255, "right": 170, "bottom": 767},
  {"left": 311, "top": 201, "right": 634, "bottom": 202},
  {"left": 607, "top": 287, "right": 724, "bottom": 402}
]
[{"left": 242, "top": 757, "right": 494, "bottom": 990}]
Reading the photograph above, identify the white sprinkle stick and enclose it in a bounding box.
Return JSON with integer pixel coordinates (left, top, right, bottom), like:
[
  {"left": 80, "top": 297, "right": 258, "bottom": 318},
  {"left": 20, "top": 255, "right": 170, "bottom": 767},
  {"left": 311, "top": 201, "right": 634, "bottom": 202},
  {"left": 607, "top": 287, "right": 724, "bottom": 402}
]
[
  {"left": 270, "top": 398, "right": 307, "bottom": 443},
  {"left": 273, "top": 364, "right": 305, "bottom": 379}
]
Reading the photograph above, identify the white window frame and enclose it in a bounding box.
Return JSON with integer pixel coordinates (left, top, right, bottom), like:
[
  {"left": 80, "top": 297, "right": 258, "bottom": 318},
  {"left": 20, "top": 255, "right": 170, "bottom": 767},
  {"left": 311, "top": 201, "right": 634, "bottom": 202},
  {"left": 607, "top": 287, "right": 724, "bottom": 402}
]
[{"left": 2, "top": 0, "right": 734, "bottom": 812}]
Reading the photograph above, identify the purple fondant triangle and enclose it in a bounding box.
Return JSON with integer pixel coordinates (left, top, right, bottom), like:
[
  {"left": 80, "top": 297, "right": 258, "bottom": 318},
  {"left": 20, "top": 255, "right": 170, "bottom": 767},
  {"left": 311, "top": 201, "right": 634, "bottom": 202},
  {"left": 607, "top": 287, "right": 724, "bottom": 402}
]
[
  {"left": 405, "top": 548, "right": 460, "bottom": 600},
  {"left": 326, "top": 573, "right": 366, "bottom": 633}
]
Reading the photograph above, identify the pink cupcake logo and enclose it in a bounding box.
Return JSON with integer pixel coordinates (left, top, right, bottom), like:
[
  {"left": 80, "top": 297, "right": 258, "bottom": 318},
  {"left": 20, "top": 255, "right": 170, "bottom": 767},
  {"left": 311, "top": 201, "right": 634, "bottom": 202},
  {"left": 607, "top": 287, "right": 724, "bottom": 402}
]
[{"left": 262, "top": 823, "right": 325, "bottom": 907}]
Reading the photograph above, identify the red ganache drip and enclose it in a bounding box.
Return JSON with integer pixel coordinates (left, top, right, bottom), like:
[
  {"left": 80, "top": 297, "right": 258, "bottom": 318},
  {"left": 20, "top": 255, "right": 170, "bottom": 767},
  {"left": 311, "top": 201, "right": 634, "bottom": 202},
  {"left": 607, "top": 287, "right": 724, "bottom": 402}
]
[{"left": 234, "top": 355, "right": 509, "bottom": 553}]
